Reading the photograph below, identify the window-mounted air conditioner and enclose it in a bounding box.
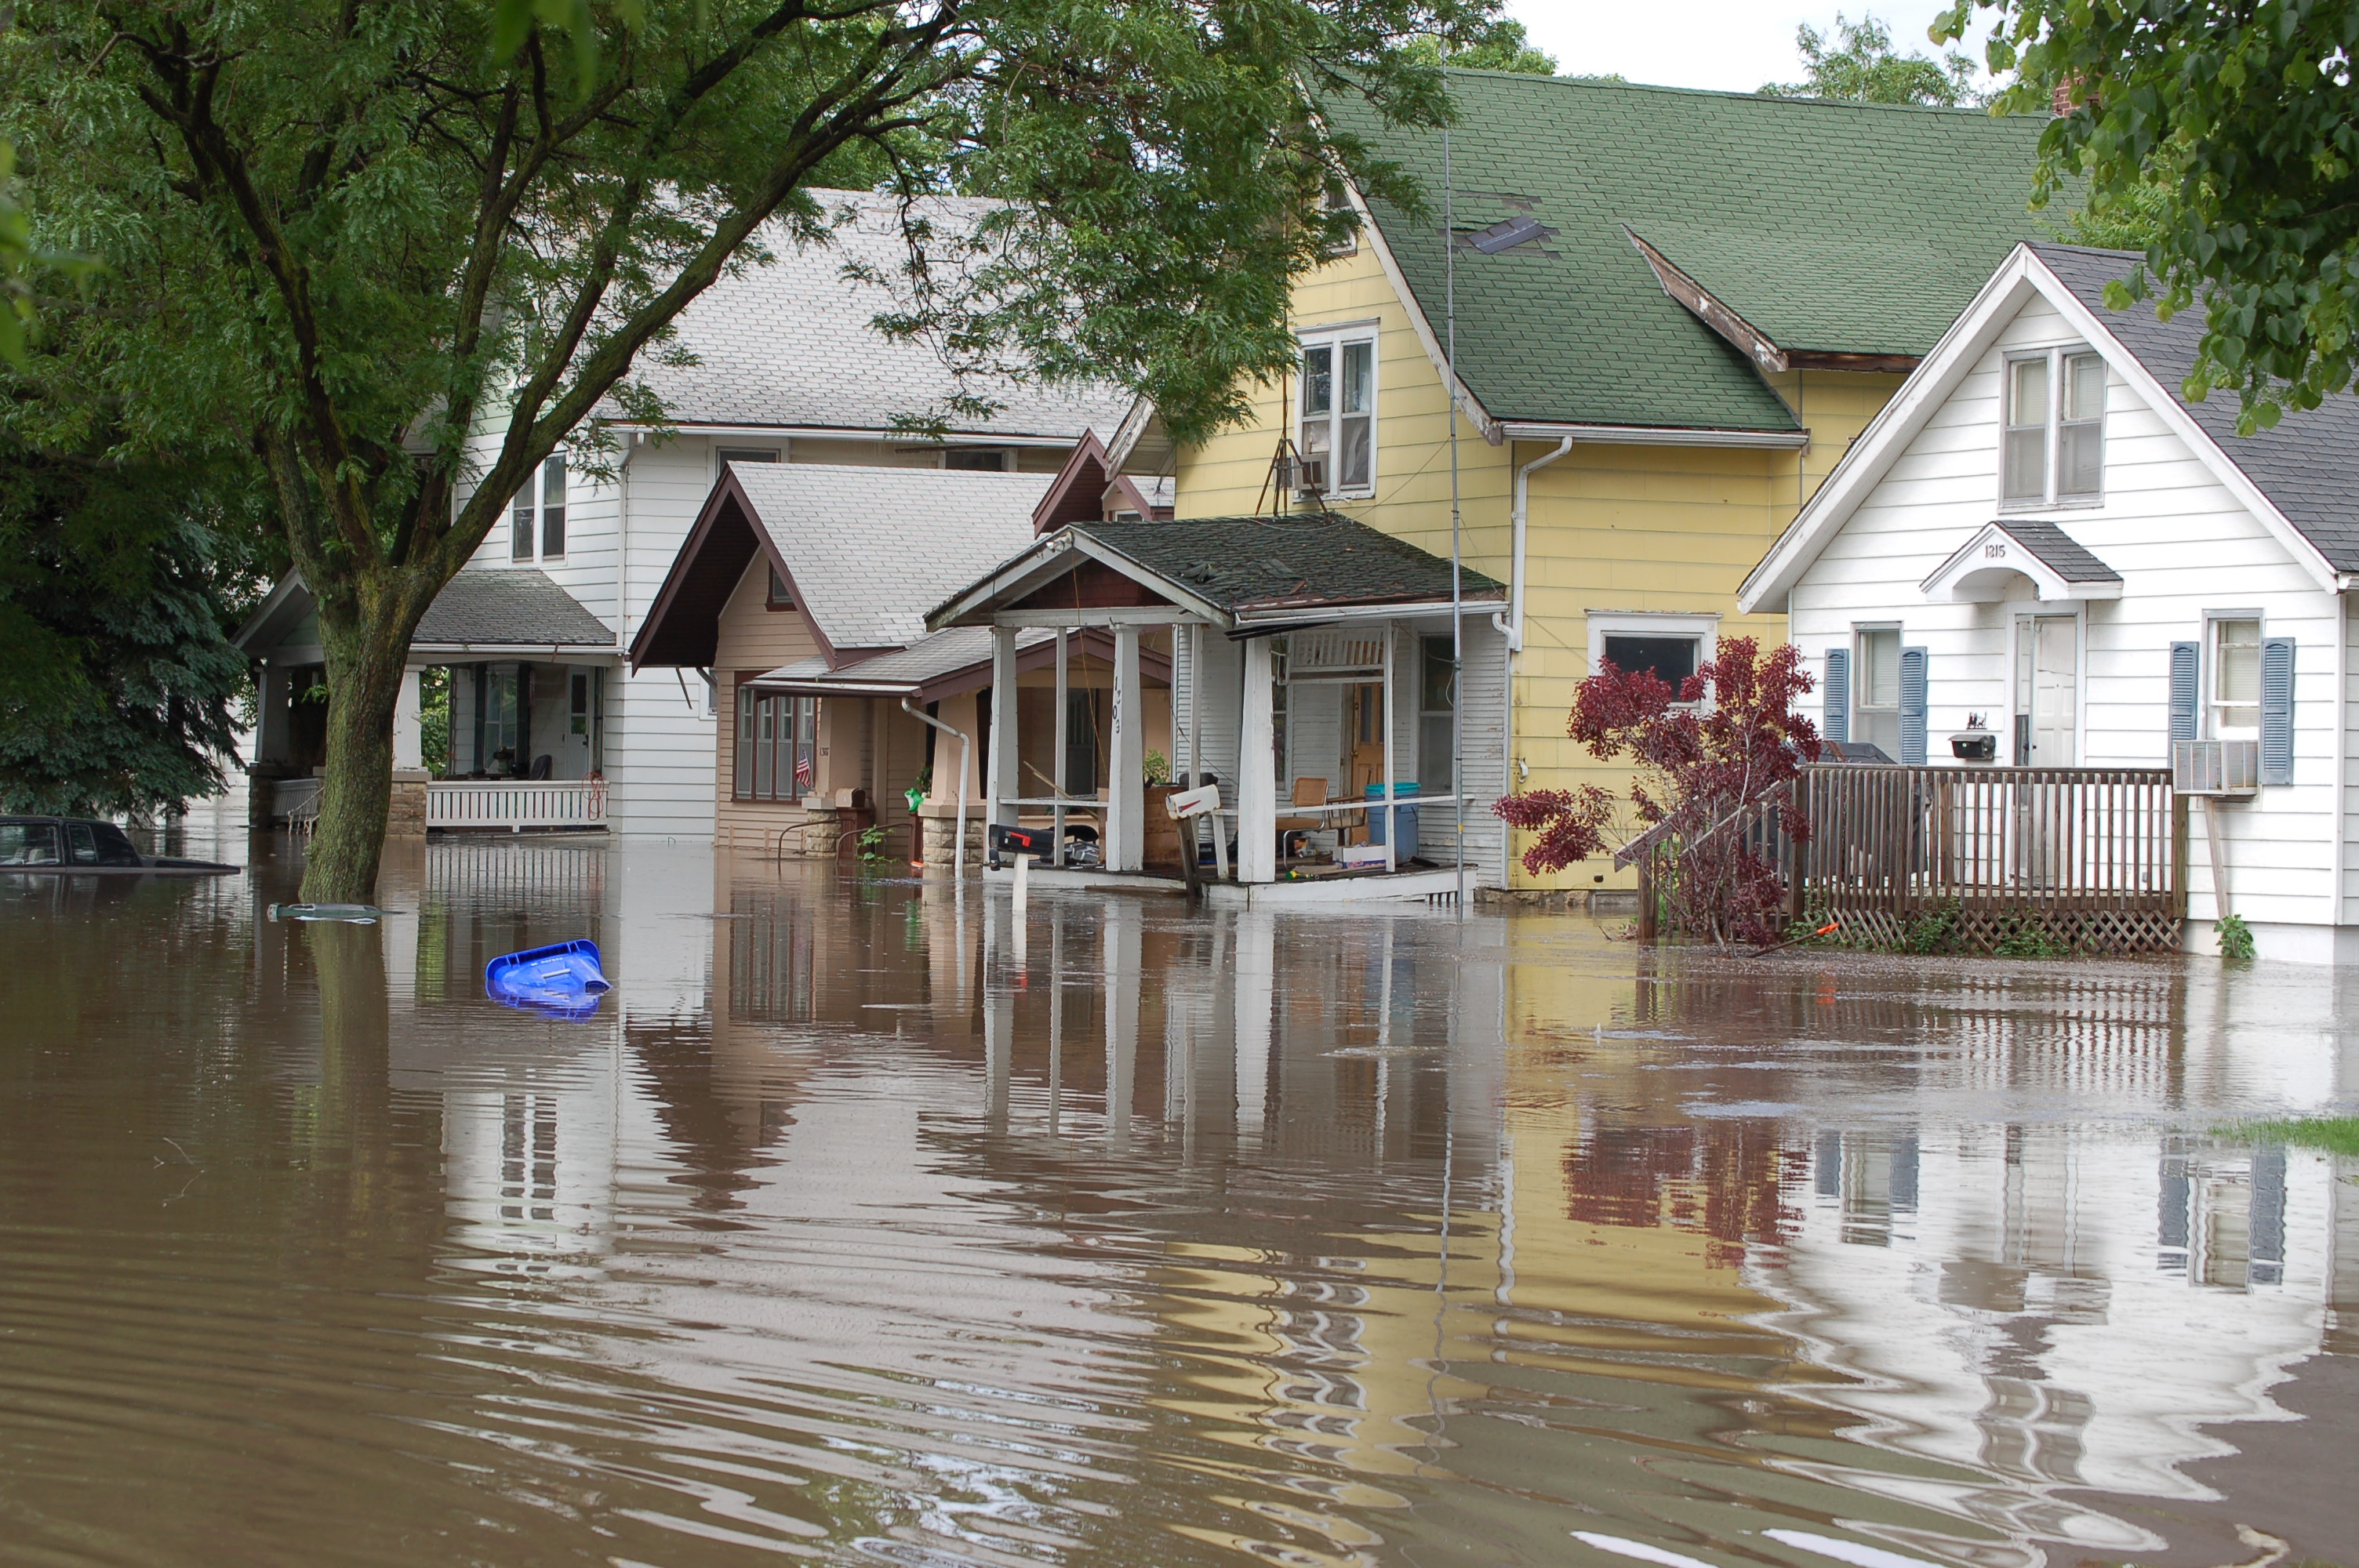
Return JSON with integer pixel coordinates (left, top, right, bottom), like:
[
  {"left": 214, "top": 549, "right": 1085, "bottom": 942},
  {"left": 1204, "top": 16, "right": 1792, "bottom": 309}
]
[
  {"left": 2172, "top": 738, "right": 2259, "bottom": 797},
  {"left": 1284, "top": 453, "right": 1327, "bottom": 500}
]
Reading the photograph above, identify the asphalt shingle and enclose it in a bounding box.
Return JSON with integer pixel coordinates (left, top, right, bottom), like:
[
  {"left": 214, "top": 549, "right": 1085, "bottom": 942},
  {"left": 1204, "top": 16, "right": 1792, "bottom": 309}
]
[
  {"left": 731, "top": 463, "right": 1052, "bottom": 650},
  {"left": 2032, "top": 242, "right": 2359, "bottom": 573},
  {"left": 1078, "top": 514, "right": 1504, "bottom": 615},
  {"left": 1993, "top": 519, "right": 2121, "bottom": 583},
  {"left": 1328, "top": 74, "right": 2057, "bottom": 431},
  {"left": 617, "top": 191, "right": 1133, "bottom": 439},
  {"left": 416, "top": 569, "right": 615, "bottom": 648}
]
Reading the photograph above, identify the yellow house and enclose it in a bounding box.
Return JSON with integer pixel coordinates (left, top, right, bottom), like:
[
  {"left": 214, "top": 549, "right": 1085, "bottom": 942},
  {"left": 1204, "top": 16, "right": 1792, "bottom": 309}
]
[{"left": 1140, "top": 72, "right": 2054, "bottom": 895}]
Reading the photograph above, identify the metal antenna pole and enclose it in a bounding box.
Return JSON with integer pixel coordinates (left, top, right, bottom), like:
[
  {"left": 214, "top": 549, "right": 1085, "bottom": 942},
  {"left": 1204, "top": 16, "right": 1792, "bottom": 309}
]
[{"left": 1445, "top": 70, "right": 1466, "bottom": 921}]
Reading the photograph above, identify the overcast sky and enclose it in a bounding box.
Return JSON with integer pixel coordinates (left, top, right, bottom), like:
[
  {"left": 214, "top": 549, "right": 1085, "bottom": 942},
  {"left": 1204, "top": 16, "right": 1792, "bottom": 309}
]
[{"left": 1503, "top": 0, "right": 2001, "bottom": 95}]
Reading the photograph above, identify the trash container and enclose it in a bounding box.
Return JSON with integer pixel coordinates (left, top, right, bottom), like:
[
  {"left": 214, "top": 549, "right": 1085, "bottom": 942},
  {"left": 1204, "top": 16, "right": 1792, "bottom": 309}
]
[{"left": 1362, "top": 782, "right": 1421, "bottom": 862}]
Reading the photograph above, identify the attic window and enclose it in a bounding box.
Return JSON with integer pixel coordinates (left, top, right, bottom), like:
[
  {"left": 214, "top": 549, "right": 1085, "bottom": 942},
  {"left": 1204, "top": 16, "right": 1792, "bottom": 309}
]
[
  {"left": 767, "top": 565, "right": 795, "bottom": 609},
  {"left": 944, "top": 448, "right": 1011, "bottom": 472},
  {"left": 1470, "top": 215, "right": 1544, "bottom": 254}
]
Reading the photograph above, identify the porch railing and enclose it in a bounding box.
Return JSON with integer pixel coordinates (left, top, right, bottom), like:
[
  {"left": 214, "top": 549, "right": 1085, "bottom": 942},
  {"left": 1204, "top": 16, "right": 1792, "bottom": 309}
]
[
  {"left": 271, "top": 775, "right": 322, "bottom": 826},
  {"left": 1629, "top": 764, "right": 2186, "bottom": 953},
  {"left": 427, "top": 779, "right": 608, "bottom": 831}
]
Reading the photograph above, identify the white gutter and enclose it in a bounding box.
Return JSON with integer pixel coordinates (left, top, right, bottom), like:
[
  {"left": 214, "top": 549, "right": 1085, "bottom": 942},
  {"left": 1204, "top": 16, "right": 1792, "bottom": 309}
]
[
  {"left": 1502, "top": 437, "right": 1575, "bottom": 654},
  {"left": 599, "top": 420, "right": 1079, "bottom": 448},
  {"left": 902, "top": 698, "right": 971, "bottom": 879},
  {"left": 1232, "top": 596, "right": 1504, "bottom": 630},
  {"left": 1499, "top": 420, "right": 1811, "bottom": 450}
]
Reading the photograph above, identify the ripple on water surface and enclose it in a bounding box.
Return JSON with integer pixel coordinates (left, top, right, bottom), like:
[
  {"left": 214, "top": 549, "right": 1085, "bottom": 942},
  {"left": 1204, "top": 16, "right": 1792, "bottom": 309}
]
[{"left": 1, "top": 833, "right": 2354, "bottom": 1567}]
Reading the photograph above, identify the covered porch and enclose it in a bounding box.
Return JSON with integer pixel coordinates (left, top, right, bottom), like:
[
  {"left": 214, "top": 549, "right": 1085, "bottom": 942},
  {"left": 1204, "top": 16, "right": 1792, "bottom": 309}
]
[
  {"left": 927, "top": 514, "right": 1506, "bottom": 896},
  {"left": 235, "top": 568, "right": 620, "bottom": 835}
]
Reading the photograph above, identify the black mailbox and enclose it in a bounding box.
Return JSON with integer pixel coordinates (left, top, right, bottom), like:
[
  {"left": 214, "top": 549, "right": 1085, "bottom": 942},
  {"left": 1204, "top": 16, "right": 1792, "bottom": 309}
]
[
  {"left": 1949, "top": 731, "right": 1997, "bottom": 762},
  {"left": 987, "top": 823, "right": 1045, "bottom": 868}
]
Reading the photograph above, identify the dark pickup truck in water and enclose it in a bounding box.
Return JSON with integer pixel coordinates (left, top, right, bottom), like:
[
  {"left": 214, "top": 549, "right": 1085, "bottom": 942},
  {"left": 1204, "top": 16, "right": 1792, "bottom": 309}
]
[{"left": 0, "top": 816, "right": 240, "bottom": 874}]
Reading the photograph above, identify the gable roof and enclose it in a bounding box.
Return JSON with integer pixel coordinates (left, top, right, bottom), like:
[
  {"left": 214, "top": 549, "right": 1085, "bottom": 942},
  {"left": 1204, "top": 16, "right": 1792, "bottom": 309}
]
[
  {"left": 929, "top": 512, "right": 1503, "bottom": 632},
  {"left": 631, "top": 462, "right": 1051, "bottom": 669},
  {"left": 234, "top": 568, "right": 614, "bottom": 658},
  {"left": 608, "top": 190, "right": 1132, "bottom": 441},
  {"left": 1739, "top": 242, "right": 2359, "bottom": 611},
  {"left": 1325, "top": 73, "right": 2055, "bottom": 434},
  {"left": 2031, "top": 243, "right": 2359, "bottom": 572},
  {"left": 1977, "top": 518, "right": 2121, "bottom": 585}
]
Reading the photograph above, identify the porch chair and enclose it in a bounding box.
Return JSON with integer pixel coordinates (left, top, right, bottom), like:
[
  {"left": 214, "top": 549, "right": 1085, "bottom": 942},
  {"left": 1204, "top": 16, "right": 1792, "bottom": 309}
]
[{"left": 1276, "top": 776, "right": 1329, "bottom": 859}]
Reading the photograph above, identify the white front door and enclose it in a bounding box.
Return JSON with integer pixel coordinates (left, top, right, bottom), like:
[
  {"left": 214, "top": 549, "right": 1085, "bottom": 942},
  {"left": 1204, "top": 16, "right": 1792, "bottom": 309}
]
[{"left": 2014, "top": 615, "right": 2078, "bottom": 766}]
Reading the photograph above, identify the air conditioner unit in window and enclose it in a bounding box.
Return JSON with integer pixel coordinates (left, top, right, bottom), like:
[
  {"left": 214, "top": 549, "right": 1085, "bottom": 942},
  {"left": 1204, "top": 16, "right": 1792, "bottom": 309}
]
[
  {"left": 1283, "top": 453, "right": 1326, "bottom": 500},
  {"left": 2172, "top": 738, "right": 2259, "bottom": 797}
]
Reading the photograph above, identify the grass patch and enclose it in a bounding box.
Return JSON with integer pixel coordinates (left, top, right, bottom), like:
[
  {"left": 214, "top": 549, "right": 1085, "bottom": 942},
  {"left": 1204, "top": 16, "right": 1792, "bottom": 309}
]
[{"left": 2220, "top": 1116, "right": 2359, "bottom": 1156}]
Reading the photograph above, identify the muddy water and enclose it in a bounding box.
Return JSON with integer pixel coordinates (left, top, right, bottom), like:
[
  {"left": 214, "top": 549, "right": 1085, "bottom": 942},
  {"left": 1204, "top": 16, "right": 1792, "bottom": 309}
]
[{"left": 2, "top": 828, "right": 2356, "bottom": 1568}]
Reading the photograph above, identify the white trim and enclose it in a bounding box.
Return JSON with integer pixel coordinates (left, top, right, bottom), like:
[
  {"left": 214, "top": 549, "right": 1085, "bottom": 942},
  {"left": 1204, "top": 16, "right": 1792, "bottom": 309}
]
[
  {"left": 1584, "top": 611, "right": 1721, "bottom": 678},
  {"left": 1499, "top": 420, "right": 1811, "bottom": 449},
  {"left": 1296, "top": 325, "right": 1380, "bottom": 499},
  {"left": 1919, "top": 522, "right": 2124, "bottom": 603},
  {"left": 990, "top": 606, "right": 1195, "bottom": 627},
  {"left": 1739, "top": 245, "right": 2341, "bottom": 613},
  {"left": 599, "top": 419, "right": 1080, "bottom": 448},
  {"left": 2005, "top": 603, "right": 2088, "bottom": 767}
]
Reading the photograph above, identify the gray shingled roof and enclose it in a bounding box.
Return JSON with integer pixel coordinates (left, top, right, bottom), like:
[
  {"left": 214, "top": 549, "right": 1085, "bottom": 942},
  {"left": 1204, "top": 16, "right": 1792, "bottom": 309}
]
[
  {"left": 753, "top": 627, "right": 1052, "bottom": 691},
  {"left": 2034, "top": 242, "right": 2359, "bottom": 572},
  {"left": 615, "top": 191, "right": 1133, "bottom": 439},
  {"left": 415, "top": 568, "right": 615, "bottom": 648},
  {"left": 1079, "top": 513, "right": 1504, "bottom": 615},
  {"left": 1994, "top": 519, "right": 2120, "bottom": 583},
  {"left": 734, "top": 463, "right": 1052, "bottom": 650}
]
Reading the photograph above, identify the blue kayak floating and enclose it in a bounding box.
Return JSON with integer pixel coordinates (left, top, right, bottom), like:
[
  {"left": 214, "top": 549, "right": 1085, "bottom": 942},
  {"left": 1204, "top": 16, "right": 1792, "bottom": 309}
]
[{"left": 485, "top": 939, "right": 611, "bottom": 1019}]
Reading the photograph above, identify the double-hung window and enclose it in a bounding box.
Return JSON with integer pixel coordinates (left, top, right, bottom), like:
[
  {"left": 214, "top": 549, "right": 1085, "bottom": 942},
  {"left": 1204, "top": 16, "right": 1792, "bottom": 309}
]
[
  {"left": 1299, "top": 332, "right": 1376, "bottom": 497},
  {"left": 510, "top": 454, "right": 568, "bottom": 561},
  {"left": 2208, "top": 616, "right": 2262, "bottom": 740},
  {"left": 2002, "top": 348, "right": 2106, "bottom": 506},
  {"left": 735, "top": 684, "right": 817, "bottom": 802},
  {"left": 1853, "top": 626, "right": 1903, "bottom": 758}
]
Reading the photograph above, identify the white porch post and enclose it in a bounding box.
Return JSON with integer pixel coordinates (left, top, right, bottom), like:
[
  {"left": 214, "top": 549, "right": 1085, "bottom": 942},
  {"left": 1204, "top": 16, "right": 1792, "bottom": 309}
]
[
  {"left": 393, "top": 666, "right": 425, "bottom": 772},
  {"left": 989, "top": 626, "right": 1020, "bottom": 830},
  {"left": 1052, "top": 630, "right": 1070, "bottom": 866},
  {"left": 1238, "top": 636, "right": 1278, "bottom": 884},
  {"left": 1381, "top": 622, "right": 1398, "bottom": 873},
  {"left": 1185, "top": 623, "right": 1203, "bottom": 788},
  {"left": 1107, "top": 626, "right": 1145, "bottom": 872}
]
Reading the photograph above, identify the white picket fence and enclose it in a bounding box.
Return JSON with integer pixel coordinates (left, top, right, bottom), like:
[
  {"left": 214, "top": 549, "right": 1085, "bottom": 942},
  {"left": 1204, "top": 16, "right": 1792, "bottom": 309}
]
[{"left": 427, "top": 779, "right": 608, "bottom": 831}]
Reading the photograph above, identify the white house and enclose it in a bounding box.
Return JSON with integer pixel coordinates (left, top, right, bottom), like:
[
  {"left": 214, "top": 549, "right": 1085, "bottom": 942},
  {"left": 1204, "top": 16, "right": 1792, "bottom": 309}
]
[
  {"left": 238, "top": 190, "right": 1128, "bottom": 839},
  {"left": 1741, "top": 241, "right": 2359, "bottom": 961}
]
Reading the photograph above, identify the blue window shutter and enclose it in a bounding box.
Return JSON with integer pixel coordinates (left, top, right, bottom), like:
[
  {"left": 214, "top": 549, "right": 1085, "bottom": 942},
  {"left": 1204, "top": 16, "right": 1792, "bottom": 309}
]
[
  {"left": 1899, "top": 646, "right": 1929, "bottom": 764},
  {"left": 2168, "top": 640, "right": 2200, "bottom": 750},
  {"left": 2261, "top": 636, "right": 2295, "bottom": 785},
  {"left": 1823, "top": 648, "right": 1849, "bottom": 745}
]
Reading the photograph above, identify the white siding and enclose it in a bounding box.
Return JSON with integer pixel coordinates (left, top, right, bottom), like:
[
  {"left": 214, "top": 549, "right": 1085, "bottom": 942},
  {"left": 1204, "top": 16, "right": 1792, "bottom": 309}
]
[{"left": 1789, "top": 294, "right": 2344, "bottom": 930}]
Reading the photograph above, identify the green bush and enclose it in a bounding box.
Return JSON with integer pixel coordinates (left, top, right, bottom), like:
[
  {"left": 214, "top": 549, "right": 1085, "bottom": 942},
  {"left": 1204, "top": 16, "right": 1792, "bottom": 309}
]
[
  {"left": 2215, "top": 913, "right": 2256, "bottom": 963},
  {"left": 1994, "top": 914, "right": 2066, "bottom": 959}
]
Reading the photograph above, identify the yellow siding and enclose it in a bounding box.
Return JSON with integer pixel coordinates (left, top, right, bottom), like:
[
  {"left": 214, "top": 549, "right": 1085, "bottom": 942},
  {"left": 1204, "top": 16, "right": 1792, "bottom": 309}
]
[{"left": 1172, "top": 238, "right": 1908, "bottom": 890}]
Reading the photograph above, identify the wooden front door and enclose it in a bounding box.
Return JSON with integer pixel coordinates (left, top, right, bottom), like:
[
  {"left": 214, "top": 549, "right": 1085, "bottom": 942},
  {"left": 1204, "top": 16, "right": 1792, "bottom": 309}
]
[{"left": 1348, "top": 681, "right": 1384, "bottom": 794}]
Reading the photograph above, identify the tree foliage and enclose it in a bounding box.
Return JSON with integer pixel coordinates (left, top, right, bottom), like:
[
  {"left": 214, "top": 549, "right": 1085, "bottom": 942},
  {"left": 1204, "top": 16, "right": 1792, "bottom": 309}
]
[
  {"left": 1937, "top": 0, "right": 2359, "bottom": 434},
  {"left": 1406, "top": 16, "right": 1558, "bottom": 74},
  {"left": 1761, "top": 12, "right": 1984, "bottom": 107},
  {"left": 1, "top": 0, "right": 1481, "bottom": 897},
  {"left": 1494, "top": 637, "right": 1821, "bottom": 946}
]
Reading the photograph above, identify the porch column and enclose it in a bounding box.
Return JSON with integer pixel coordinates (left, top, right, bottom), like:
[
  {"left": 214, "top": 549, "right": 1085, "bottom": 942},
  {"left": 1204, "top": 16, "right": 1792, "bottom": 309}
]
[
  {"left": 1052, "top": 630, "right": 1070, "bottom": 866},
  {"left": 1238, "top": 636, "right": 1278, "bottom": 884},
  {"left": 1107, "top": 626, "right": 1145, "bottom": 872},
  {"left": 1381, "top": 622, "right": 1398, "bottom": 873},
  {"left": 256, "top": 663, "right": 293, "bottom": 764},
  {"left": 393, "top": 666, "right": 425, "bottom": 771},
  {"left": 989, "top": 625, "right": 1020, "bottom": 829}
]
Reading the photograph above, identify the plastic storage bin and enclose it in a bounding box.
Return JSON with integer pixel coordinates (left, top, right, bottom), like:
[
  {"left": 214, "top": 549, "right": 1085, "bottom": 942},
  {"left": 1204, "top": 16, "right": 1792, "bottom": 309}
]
[{"left": 1362, "top": 782, "right": 1421, "bottom": 862}]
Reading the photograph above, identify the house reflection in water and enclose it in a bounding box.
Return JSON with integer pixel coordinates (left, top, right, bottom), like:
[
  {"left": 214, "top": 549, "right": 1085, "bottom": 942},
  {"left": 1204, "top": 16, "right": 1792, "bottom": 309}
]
[{"left": 340, "top": 852, "right": 2359, "bottom": 1566}]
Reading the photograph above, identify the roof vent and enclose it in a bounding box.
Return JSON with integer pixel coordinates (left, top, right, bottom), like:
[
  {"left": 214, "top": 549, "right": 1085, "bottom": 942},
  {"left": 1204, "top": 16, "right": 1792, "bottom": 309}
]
[{"left": 1470, "top": 215, "right": 1546, "bottom": 254}]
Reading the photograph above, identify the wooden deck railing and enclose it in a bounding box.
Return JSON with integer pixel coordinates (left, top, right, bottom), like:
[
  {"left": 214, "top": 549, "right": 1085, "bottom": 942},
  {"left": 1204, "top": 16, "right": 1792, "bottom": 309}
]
[
  {"left": 427, "top": 779, "right": 609, "bottom": 831},
  {"left": 1631, "top": 764, "right": 2186, "bottom": 953}
]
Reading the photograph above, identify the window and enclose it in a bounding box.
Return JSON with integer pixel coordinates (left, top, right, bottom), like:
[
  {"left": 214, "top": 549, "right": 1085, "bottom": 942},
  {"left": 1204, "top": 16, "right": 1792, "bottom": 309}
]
[
  {"left": 510, "top": 454, "right": 568, "bottom": 560},
  {"left": 943, "top": 448, "right": 1011, "bottom": 472},
  {"left": 92, "top": 822, "right": 142, "bottom": 866},
  {"left": 2002, "top": 348, "right": 2105, "bottom": 506},
  {"left": 1419, "top": 636, "right": 1457, "bottom": 792},
  {"left": 1321, "top": 180, "right": 1358, "bottom": 256},
  {"left": 569, "top": 673, "right": 591, "bottom": 738},
  {"left": 716, "top": 446, "right": 781, "bottom": 467},
  {"left": 766, "top": 564, "right": 795, "bottom": 609},
  {"left": 735, "top": 685, "right": 816, "bottom": 801},
  {"left": 1854, "top": 626, "right": 1903, "bottom": 758},
  {"left": 2209, "top": 616, "right": 2262, "bottom": 739},
  {"left": 0, "top": 822, "right": 60, "bottom": 866},
  {"left": 1601, "top": 634, "right": 1699, "bottom": 692},
  {"left": 1299, "top": 333, "right": 1375, "bottom": 495}
]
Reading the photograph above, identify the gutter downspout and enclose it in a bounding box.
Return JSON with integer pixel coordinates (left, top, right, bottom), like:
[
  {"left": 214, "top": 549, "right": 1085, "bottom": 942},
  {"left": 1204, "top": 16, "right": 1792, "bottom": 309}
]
[
  {"left": 1496, "top": 436, "right": 1574, "bottom": 889},
  {"left": 903, "top": 698, "right": 970, "bottom": 879}
]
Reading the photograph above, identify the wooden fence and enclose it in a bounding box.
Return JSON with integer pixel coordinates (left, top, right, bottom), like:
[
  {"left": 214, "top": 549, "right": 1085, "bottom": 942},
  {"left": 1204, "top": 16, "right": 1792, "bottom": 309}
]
[{"left": 1635, "top": 764, "right": 2186, "bottom": 955}]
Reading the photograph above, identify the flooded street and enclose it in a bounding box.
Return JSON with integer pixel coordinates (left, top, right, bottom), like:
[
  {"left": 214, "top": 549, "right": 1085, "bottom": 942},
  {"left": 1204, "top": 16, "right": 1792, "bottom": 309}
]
[{"left": 3, "top": 828, "right": 2356, "bottom": 1568}]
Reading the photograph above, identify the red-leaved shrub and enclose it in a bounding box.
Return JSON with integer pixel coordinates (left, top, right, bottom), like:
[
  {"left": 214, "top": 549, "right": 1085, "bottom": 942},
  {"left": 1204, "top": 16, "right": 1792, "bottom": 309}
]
[{"left": 1494, "top": 637, "right": 1822, "bottom": 945}]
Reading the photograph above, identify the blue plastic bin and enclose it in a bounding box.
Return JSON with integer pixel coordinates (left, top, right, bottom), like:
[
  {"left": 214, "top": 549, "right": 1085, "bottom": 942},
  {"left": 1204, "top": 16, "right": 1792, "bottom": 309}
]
[
  {"left": 485, "top": 939, "right": 612, "bottom": 1019},
  {"left": 1362, "top": 782, "right": 1422, "bottom": 862}
]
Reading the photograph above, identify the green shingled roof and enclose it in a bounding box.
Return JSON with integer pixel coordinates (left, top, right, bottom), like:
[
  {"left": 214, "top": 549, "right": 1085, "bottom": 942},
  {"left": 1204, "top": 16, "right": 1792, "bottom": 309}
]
[{"left": 1326, "top": 72, "right": 2058, "bottom": 432}]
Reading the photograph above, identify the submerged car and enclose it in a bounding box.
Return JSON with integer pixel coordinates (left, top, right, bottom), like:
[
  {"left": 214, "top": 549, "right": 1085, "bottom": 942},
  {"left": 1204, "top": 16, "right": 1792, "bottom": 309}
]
[{"left": 0, "top": 816, "right": 241, "bottom": 875}]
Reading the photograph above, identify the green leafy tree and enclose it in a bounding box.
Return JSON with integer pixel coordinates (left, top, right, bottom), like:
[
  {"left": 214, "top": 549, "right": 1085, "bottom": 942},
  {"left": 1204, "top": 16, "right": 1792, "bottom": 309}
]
[
  {"left": 3, "top": 0, "right": 1472, "bottom": 900},
  {"left": 1936, "top": 0, "right": 2359, "bottom": 434},
  {"left": 1408, "top": 16, "right": 1558, "bottom": 74},
  {"left": 1762, "top": 13, "right": 1983, "bottom": 107},
  {"left": 0, "top": 446, "right": 259, "bottom": 817}
]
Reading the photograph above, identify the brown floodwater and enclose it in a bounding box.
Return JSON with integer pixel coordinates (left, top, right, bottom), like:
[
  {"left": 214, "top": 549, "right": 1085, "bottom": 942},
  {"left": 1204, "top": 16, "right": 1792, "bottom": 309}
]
[{"left": 3, "top": 815, "right": 2357, "bottom": 1568}]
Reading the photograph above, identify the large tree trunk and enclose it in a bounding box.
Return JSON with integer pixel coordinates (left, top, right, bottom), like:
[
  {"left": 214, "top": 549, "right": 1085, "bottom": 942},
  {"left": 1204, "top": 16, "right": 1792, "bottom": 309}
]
[{"left": 300, "top": 586, "right": 427, "bottom": 904}]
